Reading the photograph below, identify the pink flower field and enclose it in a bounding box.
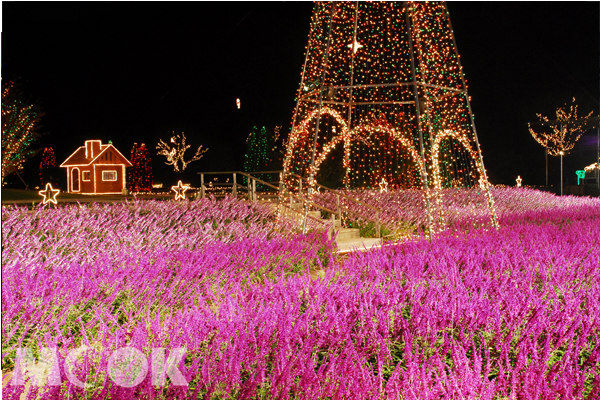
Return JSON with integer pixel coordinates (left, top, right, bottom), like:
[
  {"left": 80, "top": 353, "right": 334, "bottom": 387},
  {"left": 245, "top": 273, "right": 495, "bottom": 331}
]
[{"left": 2, "top": 189, "right": 599, "bottom": 399}]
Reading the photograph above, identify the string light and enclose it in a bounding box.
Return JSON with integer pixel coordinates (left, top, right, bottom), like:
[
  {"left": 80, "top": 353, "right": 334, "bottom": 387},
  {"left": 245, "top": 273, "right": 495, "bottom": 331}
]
[
  {"left": 584, "top": 162, "right": 599, "bottom": 172},
  {"left": 38, "top": 183, "right": 60, "bottom": 205},
  {"left": 129, "top": 143, "right": 153, "bottom": 192},
  {"left": 171, "top": 180, "right": 189, "bottom": 200},
  {"left": 39, "top": 147, "right": 57, "bottom": 186},
  {"left": 282, "top": 1, "right": 498, "bottom": 231},
  {"left": 379, "top": 177, "right": 388, "bottom": 193},
  {"left": 157, "top": 132, "right": 208, "bottom": 172},
  {"left": 273, "top": 126, "right": 283, "bottom": 142},
  {"left": 528, "top": 98, "right": 594, "bottom": 157},
  {"left": 244, "top": 126, "right": 273, "bottom": 184},
  {"left": 348, "top": 39, "right": 363, "bottom": 54},
  {"left": 2, "top": 80, "right": 43, "bottom": 182}
]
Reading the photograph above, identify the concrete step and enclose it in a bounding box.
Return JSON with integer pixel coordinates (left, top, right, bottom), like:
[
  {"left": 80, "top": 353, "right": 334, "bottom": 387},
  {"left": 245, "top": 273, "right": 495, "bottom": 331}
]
[
  {"left": 336, "top": 237, "right": 383, "bottom": 253},
  {"left": 335, "top": 228, "right": 360, "bottom": 240}
]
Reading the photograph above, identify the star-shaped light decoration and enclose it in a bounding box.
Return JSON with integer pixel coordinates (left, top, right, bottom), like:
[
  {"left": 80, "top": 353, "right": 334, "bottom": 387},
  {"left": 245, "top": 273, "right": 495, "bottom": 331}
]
[
  {"left": 379, "top": 177, "right": 388, "bottom": 193},
  {"left": 348, "top": 39, "right": 363, "bottom": 54},
  {"left": 516, "top": 175, "right": 522, "bottom": 188},
  {"left": 38, "top": 183, "right": 60, "bottom": 205},
  {"left": 171, "top": 180, "right": 190, "bottom": 200}
]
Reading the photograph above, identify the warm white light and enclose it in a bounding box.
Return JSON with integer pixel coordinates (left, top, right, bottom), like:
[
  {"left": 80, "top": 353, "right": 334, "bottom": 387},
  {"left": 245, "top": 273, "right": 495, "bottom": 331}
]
[
  {"left": 379, "top": 177, "right": 388, "bottom": 193},
  {"left": 516, "top": 175, "right": 522, "bottom": 188},
  {"left": 584, "top": 162, "right": 599, "bottom": 172},
  {"left": 38, "top": 183, "right": 60, "bottom": 205},
  {"left": 236, "top": 98, "right": 241, "bottom": 109},
  {"left": 171, "top": 180, "right": 190, "bottom": 200},
  {"left": 348, "top": 40, "right": 363, "bottom": 54}
]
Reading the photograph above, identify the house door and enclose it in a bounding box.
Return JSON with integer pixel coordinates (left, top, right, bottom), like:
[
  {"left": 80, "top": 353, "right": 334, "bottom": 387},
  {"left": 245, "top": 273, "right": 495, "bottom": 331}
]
[{"left": 71, "top": 168, "right": 80, "bottom": 192}]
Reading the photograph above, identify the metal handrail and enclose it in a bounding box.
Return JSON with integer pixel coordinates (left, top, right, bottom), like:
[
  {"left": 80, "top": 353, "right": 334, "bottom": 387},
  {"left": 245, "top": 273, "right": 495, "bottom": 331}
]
[
  {"left": 287, "top": 173, "right": 383, "bottom": 213},
  {"left": 285, "top": 172, "right": 383, "bottom": 238},
  {"left": 276, "top": 199, "right": 336, "bottom": 239},
  {"left": 235, "top": 172, "right": 336, "bottom": 237},
  {"left": 198, "top": 171, "right": 282, "bottom": 200},
  {"left": 195, "top": 170, "right": 382, "bottom": 238}
]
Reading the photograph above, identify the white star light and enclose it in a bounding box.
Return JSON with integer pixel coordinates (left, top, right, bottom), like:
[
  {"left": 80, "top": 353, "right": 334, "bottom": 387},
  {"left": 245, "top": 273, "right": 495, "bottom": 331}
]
[
  {"left": 379, "top": 178, "right": 388, "bottom": 193},
  {"left": 38, "top": 183, "right": 60, "bottom": 205},
  {"left": 348, "top": 40, "right": 363, "bottom": 54},
  {"left": 171, "top": 180, "right": 190, "bottom": 200}
]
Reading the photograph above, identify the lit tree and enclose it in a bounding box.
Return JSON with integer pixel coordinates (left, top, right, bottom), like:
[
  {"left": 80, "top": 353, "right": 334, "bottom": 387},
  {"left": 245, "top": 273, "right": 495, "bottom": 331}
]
[
  {"left": 528, "top": 98, "right": 594, "bottom": 195},
  {"left": 244, "top": 126, "right": 272, "bottom": 182},
  {"left": 129, "top": 143, "right": 153, "bottom": 192},
  {"left": 39, "top": 147, "right": 58, "bottom": 186},
  {"left": 282, "top": 2, "right": 499, "bottom": 233},
  {"left": 156, "top": 132, "right": 208, "bottom": 172},
  {"left": 2, "top": 80, "right": 44, "bottom": 183},
  {"left": 528, "top": 98, "right": 594, "bottom": 156}
]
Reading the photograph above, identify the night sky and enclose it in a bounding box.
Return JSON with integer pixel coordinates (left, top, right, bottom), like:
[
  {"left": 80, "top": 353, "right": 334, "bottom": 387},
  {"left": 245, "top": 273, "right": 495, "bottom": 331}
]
[{"left": 3, "top": 1, "right": 598, "bottom": 189}]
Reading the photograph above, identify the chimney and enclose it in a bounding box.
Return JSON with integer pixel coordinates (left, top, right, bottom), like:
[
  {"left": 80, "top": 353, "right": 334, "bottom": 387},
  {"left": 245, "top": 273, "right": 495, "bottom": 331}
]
[{"left": 85, "top": 140, "right": 102, "bottom": 158}]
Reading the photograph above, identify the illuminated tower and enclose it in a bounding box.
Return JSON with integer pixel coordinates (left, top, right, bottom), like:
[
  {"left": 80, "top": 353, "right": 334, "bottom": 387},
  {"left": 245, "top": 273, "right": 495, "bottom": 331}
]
[{"left": 282, "top": 1, "right": 498, "bottom": 231}]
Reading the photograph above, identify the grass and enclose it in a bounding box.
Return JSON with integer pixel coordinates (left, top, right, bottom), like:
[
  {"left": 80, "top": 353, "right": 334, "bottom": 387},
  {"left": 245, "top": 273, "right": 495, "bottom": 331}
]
[
  {"left": 1, "top": 189, "right": 93, "bottom": 202},
  {"left": 0, "top": 189, "right": 172, "bottom": 206}
]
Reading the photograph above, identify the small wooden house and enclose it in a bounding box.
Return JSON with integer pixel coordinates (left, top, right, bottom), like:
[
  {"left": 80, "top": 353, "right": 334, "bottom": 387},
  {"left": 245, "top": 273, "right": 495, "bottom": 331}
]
[{"left": 60, "top": 140, "right": 132, "bottom": 194}]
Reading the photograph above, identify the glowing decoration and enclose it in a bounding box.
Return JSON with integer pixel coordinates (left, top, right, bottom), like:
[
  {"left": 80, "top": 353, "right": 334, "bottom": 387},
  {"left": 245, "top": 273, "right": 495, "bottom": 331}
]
[
  {"left": 348, "top": 39, "right": 363, "bottom": 54},
  {"left": 575, "top": 170, "right": 585, "bottom": 185},
  {"left": 273, "top": 126, "right": 283, "bottom": 142},
  {"left": 303, "top": 80, "right": 320, "bottom": 92},
  {"left": 379, "top": 177, "right": 388, "bottom": 193},
  {"left": 528, "top": 98, "right": 593, "bottom": 157},
  {"left": 38, "top": 183, "right": 60, "bottom": 205},
  {"left": 584, "top": 162, "right": 599, "bottom": 172},
  {"left": 2, "top": 80, "right": 43, "bottom": 183},
  {"left": 157, "top": 132, "right": 208, "bottom": 172},
  {"left": 282, "top": 2, "right": 498, "bottom": 233},
  {"left": 516, "top": 175, "right": 522, "bottom": 187},
  {"left": 39, "top": 147, "right": 57, "bottom": 186},
  {"left": 244, "top": 126, "right": 273, "bottom": 184},
  {"left": 236, "top": 98, "right": 241, "bottom": 109},
  {"left": 60, "top": 140, "right": 132, "bottom": 194},
  {"left": 171, "top": 180, "right": 190, "bottom": 200},
  {"left": 129, "top": 143, "right": 153, "bottom": 192},
  {"left": 528, "top": 99, "right": 593, "bottom": 196}
]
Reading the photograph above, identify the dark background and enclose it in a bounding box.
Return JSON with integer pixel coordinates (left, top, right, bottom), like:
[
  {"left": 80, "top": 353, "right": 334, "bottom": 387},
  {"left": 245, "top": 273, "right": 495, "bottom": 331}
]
[{"left": 2, "top": 2, "right": 598, "bottom": 189}]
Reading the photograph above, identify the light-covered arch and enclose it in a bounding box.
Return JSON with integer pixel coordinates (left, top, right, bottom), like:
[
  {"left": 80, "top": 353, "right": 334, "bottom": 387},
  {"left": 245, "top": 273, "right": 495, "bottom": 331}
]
[
  {"left": 284, "top": 106, "right": 426, "bottom": 186},
  {"left": 430, "top": 129, "right": 485, "bottom": 191}
]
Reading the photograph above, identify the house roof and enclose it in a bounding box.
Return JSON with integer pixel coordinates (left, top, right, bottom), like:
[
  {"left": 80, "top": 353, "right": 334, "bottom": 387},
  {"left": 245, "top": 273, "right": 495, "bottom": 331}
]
[{"left": 60, "top": 144, "right": 133, "bottom": 167}]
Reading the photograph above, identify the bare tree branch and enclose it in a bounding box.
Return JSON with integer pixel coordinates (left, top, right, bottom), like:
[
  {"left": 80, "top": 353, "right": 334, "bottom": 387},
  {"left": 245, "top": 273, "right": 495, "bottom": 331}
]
[
  {"left": 528, "top": 98, "right": 594, "bottom": 156},
  {"left": 156, "top": 132, "right": 208, "bottom": 172}
]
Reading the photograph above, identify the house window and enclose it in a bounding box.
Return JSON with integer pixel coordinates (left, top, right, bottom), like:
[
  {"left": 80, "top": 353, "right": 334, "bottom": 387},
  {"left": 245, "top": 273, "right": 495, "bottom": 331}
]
[
  {"left": 82, "top": 171, "right": 91, "bottom": 181},
  {"left": 102, "top": 170, "right": 117, "bottom": 181}
]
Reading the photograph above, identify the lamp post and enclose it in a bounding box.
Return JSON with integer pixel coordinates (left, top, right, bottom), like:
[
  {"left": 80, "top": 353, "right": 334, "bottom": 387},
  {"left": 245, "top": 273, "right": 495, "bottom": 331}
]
[
  {"left": 560, "top": 123, "right": 563, "bottom": 196},
  {"left": 545, "top": 148, "right": 548, "bottom": 187},
  {"left": 559, "top": 150, "right": 564, "bottom": 196}
]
